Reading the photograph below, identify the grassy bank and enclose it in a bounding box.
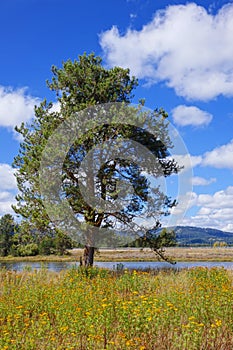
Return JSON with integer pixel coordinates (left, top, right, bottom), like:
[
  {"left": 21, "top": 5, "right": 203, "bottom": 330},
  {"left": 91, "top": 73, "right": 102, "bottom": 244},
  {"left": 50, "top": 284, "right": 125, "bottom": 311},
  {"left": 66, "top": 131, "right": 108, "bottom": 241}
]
[
  {"left": 1, "top": 267, "right": 233, "bottom": 349},
  {"left": 1, "top": 247, "right": 233, "bottom": 263},
  {"left": 95, "top": 247, "right": 233, "bottom": 262}
]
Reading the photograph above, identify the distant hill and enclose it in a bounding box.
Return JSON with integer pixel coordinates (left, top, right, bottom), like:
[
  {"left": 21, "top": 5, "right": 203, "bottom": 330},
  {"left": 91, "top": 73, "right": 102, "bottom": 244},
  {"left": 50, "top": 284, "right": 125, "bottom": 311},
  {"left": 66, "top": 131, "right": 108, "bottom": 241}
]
[{"left": 170, "top": 226, "right": 233, "bottom": 246}]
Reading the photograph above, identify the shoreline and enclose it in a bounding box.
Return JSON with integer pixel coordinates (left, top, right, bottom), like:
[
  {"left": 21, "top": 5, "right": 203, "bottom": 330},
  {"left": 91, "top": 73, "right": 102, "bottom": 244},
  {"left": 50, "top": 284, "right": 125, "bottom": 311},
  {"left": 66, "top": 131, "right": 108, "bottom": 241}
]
[{"left": 1, "top": 247, "right": 233, "bottom": 263}]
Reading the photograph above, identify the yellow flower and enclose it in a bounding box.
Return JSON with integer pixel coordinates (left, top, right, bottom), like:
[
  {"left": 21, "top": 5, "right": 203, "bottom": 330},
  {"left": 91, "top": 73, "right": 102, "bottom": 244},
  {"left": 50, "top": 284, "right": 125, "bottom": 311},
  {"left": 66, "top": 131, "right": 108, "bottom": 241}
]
[
  {"left": 215, "top": 319, "right": 222, "bottom": 327},
  {"left": 188, "top": 316, "right": 195, "bottom": 320}
]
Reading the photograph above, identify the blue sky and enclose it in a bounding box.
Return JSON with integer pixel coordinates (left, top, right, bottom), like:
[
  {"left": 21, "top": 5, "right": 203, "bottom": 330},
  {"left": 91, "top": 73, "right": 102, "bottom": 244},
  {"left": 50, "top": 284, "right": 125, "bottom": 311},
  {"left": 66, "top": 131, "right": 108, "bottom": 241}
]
[{"left": 0, "top": 0, "right": 233, "bottom": 232}]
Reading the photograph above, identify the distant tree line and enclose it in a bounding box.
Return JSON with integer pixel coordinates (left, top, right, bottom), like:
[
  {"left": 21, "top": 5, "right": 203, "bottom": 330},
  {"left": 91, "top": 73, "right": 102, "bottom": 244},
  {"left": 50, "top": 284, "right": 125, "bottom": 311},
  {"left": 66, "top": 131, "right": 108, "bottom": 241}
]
[
  {"left": 0, "top": 213, "right": 178, "bottom": 258},
  {"left": 125, "top": 228, "right": 177, "bottom": 248},
  {"left": 0, "top": 214, "right": 75, "bottom": 257},
  {"left": 213, "top": 241, "right": 228, "bottom": 248}
]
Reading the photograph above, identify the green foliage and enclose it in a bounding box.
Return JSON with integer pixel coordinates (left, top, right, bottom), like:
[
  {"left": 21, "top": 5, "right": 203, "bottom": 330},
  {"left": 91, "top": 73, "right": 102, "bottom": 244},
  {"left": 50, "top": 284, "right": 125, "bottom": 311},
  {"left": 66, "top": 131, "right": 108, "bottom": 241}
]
[
  {"left": 0, "top": 215, "right": 74, "bottom": 257},
  {"left": 37, "top": 236, "right": 56, "bottom": 255},
  {"left": 54, "top": 231, "right": 73, "bottom": 255},
  {"left": 16, "top": 243, "right": 39, "bottom": 257},
  {"left": 12, "top": 53, "right": 180, "bottom": 263},
  {"left": 127, "top": 227, "right": 177, "bottom": 263},
  {"left": 148, "top": 228, "right": 177, "bottom": 248},
  {"left": 127, "top": 228, "right": 176, "bottom": 247},
  {"left": 0, "top": 214, "right": 17, "bottom": 256},
  {"left": 12, "top": 54, "right": 139, "bottom": 239}
]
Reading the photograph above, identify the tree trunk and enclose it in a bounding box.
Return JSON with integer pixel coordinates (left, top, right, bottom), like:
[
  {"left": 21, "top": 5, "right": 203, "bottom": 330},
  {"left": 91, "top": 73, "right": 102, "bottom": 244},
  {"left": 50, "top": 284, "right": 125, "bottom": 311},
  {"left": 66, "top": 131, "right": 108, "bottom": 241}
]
[{"left": 80, "top": 245, "right": 95, "bottom": 267}]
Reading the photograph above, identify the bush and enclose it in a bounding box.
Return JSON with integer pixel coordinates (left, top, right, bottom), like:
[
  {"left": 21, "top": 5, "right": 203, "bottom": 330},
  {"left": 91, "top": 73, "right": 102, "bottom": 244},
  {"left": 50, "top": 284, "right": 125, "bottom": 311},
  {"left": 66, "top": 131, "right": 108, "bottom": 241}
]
[
  {"left": 38, "top": 237, "right": 56, "bottom": 255},
  {"left": 17, "top": 243, "right": 39, "bottom": 256}
]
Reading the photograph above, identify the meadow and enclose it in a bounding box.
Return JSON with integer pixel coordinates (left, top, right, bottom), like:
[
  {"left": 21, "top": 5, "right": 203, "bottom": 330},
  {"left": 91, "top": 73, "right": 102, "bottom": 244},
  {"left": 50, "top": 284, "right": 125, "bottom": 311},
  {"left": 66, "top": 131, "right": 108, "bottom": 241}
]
[
  {"left": 1, "top": 267, "right": 233, "bottom": 349},
  {"left": 2, "top": 247, "right": 233, "bottom": 263}
]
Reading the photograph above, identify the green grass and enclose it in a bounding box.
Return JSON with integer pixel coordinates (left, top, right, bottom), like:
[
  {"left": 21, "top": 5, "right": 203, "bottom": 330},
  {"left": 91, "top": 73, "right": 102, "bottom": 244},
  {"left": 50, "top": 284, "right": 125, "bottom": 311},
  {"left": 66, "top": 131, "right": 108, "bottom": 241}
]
[{"left": 1, "top": 267, "right": 233, "bottom": 349}]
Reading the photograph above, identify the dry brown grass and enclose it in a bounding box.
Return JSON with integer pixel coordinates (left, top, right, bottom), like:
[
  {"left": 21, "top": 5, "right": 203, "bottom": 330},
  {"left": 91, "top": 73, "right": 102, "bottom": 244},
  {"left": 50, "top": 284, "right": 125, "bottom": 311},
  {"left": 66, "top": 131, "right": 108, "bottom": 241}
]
[
  {"left": 1, "top": 247, "right": 233, "bottom": 263},
  {"left": 74, "top": 247, "right": 233, "bottom": 262}
]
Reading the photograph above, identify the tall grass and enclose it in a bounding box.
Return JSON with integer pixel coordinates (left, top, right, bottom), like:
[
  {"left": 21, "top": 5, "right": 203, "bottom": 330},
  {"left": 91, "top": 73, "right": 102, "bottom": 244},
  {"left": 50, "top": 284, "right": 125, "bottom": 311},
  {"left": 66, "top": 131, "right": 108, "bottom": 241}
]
[{"left": 1, "top": 267, "right": 233, "bottom": 349}]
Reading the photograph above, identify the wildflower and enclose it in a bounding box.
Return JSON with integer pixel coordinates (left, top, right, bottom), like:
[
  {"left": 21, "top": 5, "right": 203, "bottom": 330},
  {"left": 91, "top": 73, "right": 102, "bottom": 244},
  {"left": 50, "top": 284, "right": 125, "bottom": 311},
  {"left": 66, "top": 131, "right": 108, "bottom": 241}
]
[{"left": 215, "top": 319, "right": 222, "bottom": 327}]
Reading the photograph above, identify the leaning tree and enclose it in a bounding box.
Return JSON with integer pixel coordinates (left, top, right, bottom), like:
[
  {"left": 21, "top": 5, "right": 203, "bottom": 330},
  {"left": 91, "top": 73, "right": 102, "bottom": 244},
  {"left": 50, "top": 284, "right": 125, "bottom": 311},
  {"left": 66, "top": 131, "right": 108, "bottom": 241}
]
[{"left": 13, "top": 53, "right": 180, "bottom": 266}]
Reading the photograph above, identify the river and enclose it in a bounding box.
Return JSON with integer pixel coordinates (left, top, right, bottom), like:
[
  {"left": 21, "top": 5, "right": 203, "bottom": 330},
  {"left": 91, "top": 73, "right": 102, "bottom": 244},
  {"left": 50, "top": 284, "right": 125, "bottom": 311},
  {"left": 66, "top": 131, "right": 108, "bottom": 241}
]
[{"left": 1, "top": 261, "right": 233, "bottom": 272}]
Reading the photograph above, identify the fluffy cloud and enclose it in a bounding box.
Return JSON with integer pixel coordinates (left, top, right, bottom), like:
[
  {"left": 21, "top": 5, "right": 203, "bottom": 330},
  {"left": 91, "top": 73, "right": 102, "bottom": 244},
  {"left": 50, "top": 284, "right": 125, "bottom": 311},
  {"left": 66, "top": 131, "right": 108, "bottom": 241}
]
[
  {"left": 202, "top": 139, "right": 233, "bottom": 169},
  {"left": 172, "top": 105, "right": 212, "bottom": 127},
  {"left": 0, "top": 164, "right": 18, "bottom": 217},
  {"left": 49, "top": 101, "right": 61, "bottom": 113},
  {"left": 170, "top": 191, "right": 198, "bottom": 215},
  {"left": 172, "top": 154, "right": 202, "bottom": 171},
  {"left": 192, "top": 176, "right": 216, "bottom": 186},
  {"left": 0, "top": 191, "right": 16, "bottom": 216},
  {"left": 0, "top": 164, "right": 17, "bottom": 191},
  {"left": 198, "top": 187, "right": 233, "bottom": 209},
  {"left": 175, "top": 140, "right": 233, "bottom": 171},
  {"left": 177, "top": 186, "right": 233, "bottom": 232},
  {"left": 0, "top": 86, "right": 39, "bottom": 129},
  {"left": 100, "top": 3, "right": 233, "bottom": 100}
]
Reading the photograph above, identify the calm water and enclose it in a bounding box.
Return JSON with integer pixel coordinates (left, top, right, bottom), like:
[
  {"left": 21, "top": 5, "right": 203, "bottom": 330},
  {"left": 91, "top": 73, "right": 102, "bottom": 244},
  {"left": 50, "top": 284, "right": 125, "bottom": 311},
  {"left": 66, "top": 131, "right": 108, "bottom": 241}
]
[{"left": 1, "top": 261, "right": 233, "bottom": 272}]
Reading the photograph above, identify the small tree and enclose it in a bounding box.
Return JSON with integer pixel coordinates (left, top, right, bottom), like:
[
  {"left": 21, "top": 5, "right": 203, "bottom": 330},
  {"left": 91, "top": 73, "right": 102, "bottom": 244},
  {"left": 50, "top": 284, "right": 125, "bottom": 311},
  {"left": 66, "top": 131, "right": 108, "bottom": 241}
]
[
  {"left": 38, "top": 236, "right": 56, "bottom": 255},
  {"left": 144, "top": 227, "right": 177, "bottom": 263},
  {"left": 13, "top": 53, "right": 180, "bottom": 266},
  {"left": 54, "top": 231, "right": 73, "bottom": 255},
  {"left": 0, "top": 214, "right": 16, "bottom": 256},
  {"left": 214, "top": 241, "right": 228, "bottom": 248}
]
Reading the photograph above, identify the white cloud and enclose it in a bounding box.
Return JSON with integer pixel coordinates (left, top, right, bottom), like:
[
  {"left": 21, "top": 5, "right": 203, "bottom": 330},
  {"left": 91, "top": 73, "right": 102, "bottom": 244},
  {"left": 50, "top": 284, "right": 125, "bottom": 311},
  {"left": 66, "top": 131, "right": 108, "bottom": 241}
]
[
  {"left": 177, "top": 215, "right": 231, "bottom": 232},
  {"left": 0, "top": 164, "right": 18, "bottom": 217},
  {"left": 100, "top": 3, "right": 233, "bottom": 100},
  {"left": 0, "top": 191, "right": 16, "bottom": 217},
  {"left": 172, "top": 105, "right": 213, "bottom": 127},
  {"left": 176, "top": 140, "right": 233, "bottom": 171},
  {"left": 202, "top": 139, "right": 233, "bottom": 169},
  {"left": 0, "top": 164, "right": 17, "bottom": 191},
  {"left": 198, "top": 186, "right": 233, "bottom": 209},
  {"left": 0, "top": 86, "right": 39, "bottom": 129},
  {"left": 177, "top": 186, "right": 233, "bottom": 232},
  {"left": 170, "top": 191, "right": 198, "bottom": 216},
  {"left": 172, "top": 154, "right": 202, "bottom": 171},
  {"left": 192, "top": 176, "right": 216, "bottom": 186},
  {"left": 223, "top": 223, "right": 233, "bottom": 232},
  {"left": 49, "top": 101, "right": 61, "bottom": 113}
]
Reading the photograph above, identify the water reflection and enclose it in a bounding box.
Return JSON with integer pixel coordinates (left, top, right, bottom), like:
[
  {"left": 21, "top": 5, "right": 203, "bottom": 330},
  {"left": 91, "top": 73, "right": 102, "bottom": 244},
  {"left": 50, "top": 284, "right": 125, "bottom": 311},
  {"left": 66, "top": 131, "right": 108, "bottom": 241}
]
[{"left": 1, "top": 260, "right": 233, "bottom": 272}]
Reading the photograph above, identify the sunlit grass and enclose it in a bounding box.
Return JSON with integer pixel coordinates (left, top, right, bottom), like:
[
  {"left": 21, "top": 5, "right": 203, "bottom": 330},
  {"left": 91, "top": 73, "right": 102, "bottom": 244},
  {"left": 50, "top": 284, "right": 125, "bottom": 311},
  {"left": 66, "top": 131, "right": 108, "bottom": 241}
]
[
  {"left": 2, "top": 247, "right": 233, "bottom": 263},
  {"left": 1, "top": 267, "right": 233, "bottom": 349}
]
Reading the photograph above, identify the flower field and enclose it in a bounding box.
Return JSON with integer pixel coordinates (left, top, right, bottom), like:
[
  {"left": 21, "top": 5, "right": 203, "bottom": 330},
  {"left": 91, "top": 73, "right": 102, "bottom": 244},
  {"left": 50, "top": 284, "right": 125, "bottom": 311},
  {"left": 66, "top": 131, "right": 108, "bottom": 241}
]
[{"left": 1, "top": 267, "right": 233, "bottom": 349}]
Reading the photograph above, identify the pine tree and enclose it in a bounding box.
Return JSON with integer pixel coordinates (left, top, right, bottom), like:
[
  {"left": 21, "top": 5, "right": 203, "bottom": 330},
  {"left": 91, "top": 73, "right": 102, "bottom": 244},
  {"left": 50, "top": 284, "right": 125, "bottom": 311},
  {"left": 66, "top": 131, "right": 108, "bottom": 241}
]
[{"left": 13, "top": 53, "right": 180, "bottom": 265}]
